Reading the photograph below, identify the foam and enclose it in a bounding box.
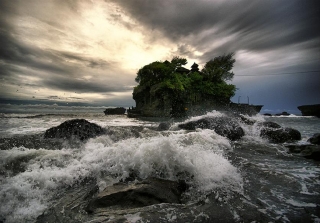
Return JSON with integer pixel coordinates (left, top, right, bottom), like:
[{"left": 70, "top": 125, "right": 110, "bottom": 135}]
[{"left": 0, "top": 129, "right": 242, "bottom": 222}]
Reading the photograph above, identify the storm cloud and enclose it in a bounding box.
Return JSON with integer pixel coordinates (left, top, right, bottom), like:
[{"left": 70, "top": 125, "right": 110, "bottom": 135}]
[{"left": 0, "top": 0, "right": 319, "bottom": 112}]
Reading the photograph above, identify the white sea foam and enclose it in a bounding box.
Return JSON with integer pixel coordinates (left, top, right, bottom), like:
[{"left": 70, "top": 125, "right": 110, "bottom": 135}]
[
  {"left": 286, "top": 199, "right": 317, "bottom": 207},
  {"left": 0, "top": 129, "right": 242, "bottom": 222}
]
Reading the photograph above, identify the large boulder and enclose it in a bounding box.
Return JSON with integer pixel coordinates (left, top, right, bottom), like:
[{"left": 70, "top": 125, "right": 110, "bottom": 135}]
[
  {"left": 44, "top": 119, "right": 105, "bottom": 141},
  {"left": 308, "top": 133, "right": 320, "bottom": 145},
  {"left": 85, "top": 177, "right": 187, "bottom": 213},
  {"left": 178, "top": 117, "right": 244, "bottom": 141},
  {"left": 260, "top": 127, "right": 301, "bottom": 143}
]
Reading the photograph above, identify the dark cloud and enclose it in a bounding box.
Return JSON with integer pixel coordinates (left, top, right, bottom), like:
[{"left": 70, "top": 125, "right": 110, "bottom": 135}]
[
  {"left": 1, "top": 0, "right": 319, "bottom": 111},
  {"left": 41, "top": 76, "right": 132, "bottom": 93},
  {"left": 110, "top": 0, "right": 320, "bottom": 60}
]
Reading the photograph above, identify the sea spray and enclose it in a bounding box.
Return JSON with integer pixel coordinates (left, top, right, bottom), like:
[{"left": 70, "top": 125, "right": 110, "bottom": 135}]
[{"left": 0, "top": 128, "right": 243, "bottom": 222}]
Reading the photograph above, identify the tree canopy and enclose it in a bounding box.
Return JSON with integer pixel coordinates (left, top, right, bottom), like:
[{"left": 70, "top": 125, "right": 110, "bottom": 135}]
[{"left": 133, "top": 53, "right": 236, "bottom": 105}]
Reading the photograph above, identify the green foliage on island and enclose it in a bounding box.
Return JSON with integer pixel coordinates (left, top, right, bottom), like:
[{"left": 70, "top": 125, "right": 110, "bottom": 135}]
[{"left": 133, "top": 53, "right": 236, "bottom": 105}]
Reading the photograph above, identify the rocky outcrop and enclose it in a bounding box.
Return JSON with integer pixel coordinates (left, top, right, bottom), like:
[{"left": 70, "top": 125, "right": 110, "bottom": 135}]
[
  {"left": 44, "top": 119, "right": 105, "bottom": 141},
  {"left": 298, "top": 104, "right": 320, "bottom": 118},
  {"left": 286, "top": 144, "right": 320, "bottom": 161},
  {"left": 178, "top": 117, "right": 244, "bottom": 141},
  {"left": 260, "top": 121, "right": 282, "bottom": 129},
  {"left": 260, "top": 127, "right": 301, "bottom": 143},
  {"left": 229, "top": 103, "right": 263, "bottom": 116},
  {"left": 36, "top": 176, "right": 272, "bottom": 223},
  {"left": 275, "top": 111, "right": 290, "bottom": 116},
  {"left": 308, "top": 133, "right": 320, "bottom": 145},
  {"left": 104, "top": 107, "right": 126, "bottom": 115},
  {"left": 85, "top": 177, "right": 187, "bottom": 213}
]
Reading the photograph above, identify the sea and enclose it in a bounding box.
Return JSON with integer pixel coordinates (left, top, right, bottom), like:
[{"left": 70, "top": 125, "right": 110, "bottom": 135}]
[{"left": 0, "top": 105, "right": 320, "bottom": 223}]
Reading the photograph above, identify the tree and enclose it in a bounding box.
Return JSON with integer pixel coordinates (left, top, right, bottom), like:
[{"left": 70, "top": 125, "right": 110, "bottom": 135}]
[
  {"left": 133, "top": 54, "right": 237, "bottom": 116},
  {"left": 171, "top": 56, "right": 187, "bottom": 68},
  {"left": 202, "top": 53, "right": 235, "bottom": 83}
]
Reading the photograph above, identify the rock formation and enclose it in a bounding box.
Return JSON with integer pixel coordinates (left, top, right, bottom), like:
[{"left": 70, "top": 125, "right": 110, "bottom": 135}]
[
  {"left": 44, "top": 119, "right": 105, "bottom": 141},
  {"left": 178, "top": 117, "right": 245, "bottom": 141},
  {"left": 260, "top": 123, "right": 301, "bottom": 143},
  {"left": 85, "top": 177, "right": 187, "bottom": 213},
  {"left": 298, "top": 104, "right": 320, "bottom": 118}
]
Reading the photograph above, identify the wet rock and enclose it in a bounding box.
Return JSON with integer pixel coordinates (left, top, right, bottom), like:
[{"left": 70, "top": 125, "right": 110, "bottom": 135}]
[
  {"left": 44, "top": 119, "right": 105, "bottom": 141},
  {"left": 157, "top": 122, "right": 171, "bottom": 131},
  {"left": 260, "top": 121, "right": 281, "bottom": 129},
  {"left": 308, "top": 133, "right": 320, "bottom": 145},
  {"left": 286, "top": 144, "right": 320, "bottom": 161},
  {"left": 238, "top": 114, "right": 256, "bottom": 125},
  {"left": 261, "top": 127, "right": 301, "bottom": 143},
  {"left": 85, "top": 177, "right": 187, "bottom": 213},
  {"left": 178, "top": 117, "right": 244, "bottom": 141},
  {"left": 36, "top": 177, "right": 99, "bottom": 223}
]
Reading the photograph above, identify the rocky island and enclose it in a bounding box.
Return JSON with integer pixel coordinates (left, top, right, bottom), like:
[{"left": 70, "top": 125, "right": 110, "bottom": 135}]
[
  {"left": 103, "top": 107, "right": 126, "bottom": 115},
  {"left": 128, "top": 54, "right": 262, "bottom": 117},
  {"left": 298, "top": 104, "right": 320, "bottom": 118}
]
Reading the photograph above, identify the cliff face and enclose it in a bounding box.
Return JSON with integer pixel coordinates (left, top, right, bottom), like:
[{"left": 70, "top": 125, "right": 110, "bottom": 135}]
[
  {"left": 131, "top": 91, "right": 262, "bottom": 117},
  {"left": 298, "top": 104, "right": 320, "bottom": 118}
]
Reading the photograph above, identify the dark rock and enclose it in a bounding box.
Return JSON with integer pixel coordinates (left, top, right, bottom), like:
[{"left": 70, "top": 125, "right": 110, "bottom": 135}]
[
  {"left": 238, "top": 114, "right": 256, "bottom": 125},
  {"left": 261, "top": 121, "right": 281, "bottom": 129},
  {"left": 298, "top": 104, "right": 320, "bottom": 118},
  {"left": 85, "top": 177, "right": 187, "bottom": 213},
  {"left": 44, "top": 119, "right": 105, "bottom": 141},
  {"left": 263, "top": 113, "right": 272, "bottom": 116},
  {"left": 103, "top": 107, "right": 126, "bottom": 115},
  {"left": 260, "top": 127, "right": 301, "bottom": 143},
  {"left": 36, "top": 177, "right": 99, "bottom": 223},
  {"left": 275, "top": 111, "right": 290, "bottom": 116},
  {"left": 286, "top": 144, "right": 320, "bottom": 161},
  {"left": 157, "top": 122, "right": 171, "bottom": 131},
  {"left": 308, "top": 133, "right": 320, "bottom": 145},
  {"left": 178, "top": 117, "right": 244, "bottom": 141},
  {"left": 286, "top": 128, "right": 302, "bottom": 141}
]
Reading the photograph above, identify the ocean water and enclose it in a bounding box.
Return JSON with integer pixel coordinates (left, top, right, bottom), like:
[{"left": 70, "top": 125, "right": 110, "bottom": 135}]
[{"left": 0, "top": 106, "right": 320, "bottom": 222}]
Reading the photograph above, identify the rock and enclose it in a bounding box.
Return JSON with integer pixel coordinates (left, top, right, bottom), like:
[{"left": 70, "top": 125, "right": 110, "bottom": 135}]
[
  {"left": 263, "top": 113, "right": 272, "bottom": 116},
  {"left": 238, "top": 114, "right": 256, "bottom": 125},
  {"left": 44, "top": 119, "right": 105, "bottom": 141},
  {"left": 298, "top": 104, "right": 320, "bottom": 118},
  {"left": 308, "top": 133, "right": 320, "bottom": 145},
  {"left": 275, "top": 111, "right": 290, "bottom": 116},
  {"left": 260, "top": 127, "right": 301, "bottom": 143},
  {"left": 85, "top": 177, "right": 187, "bottom": 213},
  {"left": 261, "top": 121, "right": 281, "bottom": 129},
  {"left": 36, "top": 177, "right": 99, "bottom": 223},
  {"left": 286, "top": 144, "right": 320, "bottom": 161},
  {"left": 103, "top": 107, "right": 126, "bottom": 115},
  {"left": 178, "top": 117, "right": 244, "bottom": 141},
  {"left": 157, "top": 122, "right": 171, "bottom": 131}
]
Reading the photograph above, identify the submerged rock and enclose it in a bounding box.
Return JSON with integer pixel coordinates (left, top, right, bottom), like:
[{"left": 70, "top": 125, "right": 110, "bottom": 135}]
[
  {"left": 178, "top": 117, "right": 244, "bottom": 141},
  {"left": 260, "top": 127, "right": 301, "bottom": 143},
  {"left": 85, "top": 177, "right": 187, "bottom": 213},
  {"left": 44, "top": 119, "right": 105, "bottom": 141},
  {"left": 286, "top": 144, "right": 320, "bottom": 161},
  {"left": 308, "top": 133, "right": 320, "bottom": 145},
  {"left": 157, "top": 122, "right": 171, "bottom": 131}
]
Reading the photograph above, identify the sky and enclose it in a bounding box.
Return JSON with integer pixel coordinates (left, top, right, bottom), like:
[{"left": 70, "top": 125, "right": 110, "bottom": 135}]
[{"left": 0, "top": 0, "right": 319, "bottom": 114}]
